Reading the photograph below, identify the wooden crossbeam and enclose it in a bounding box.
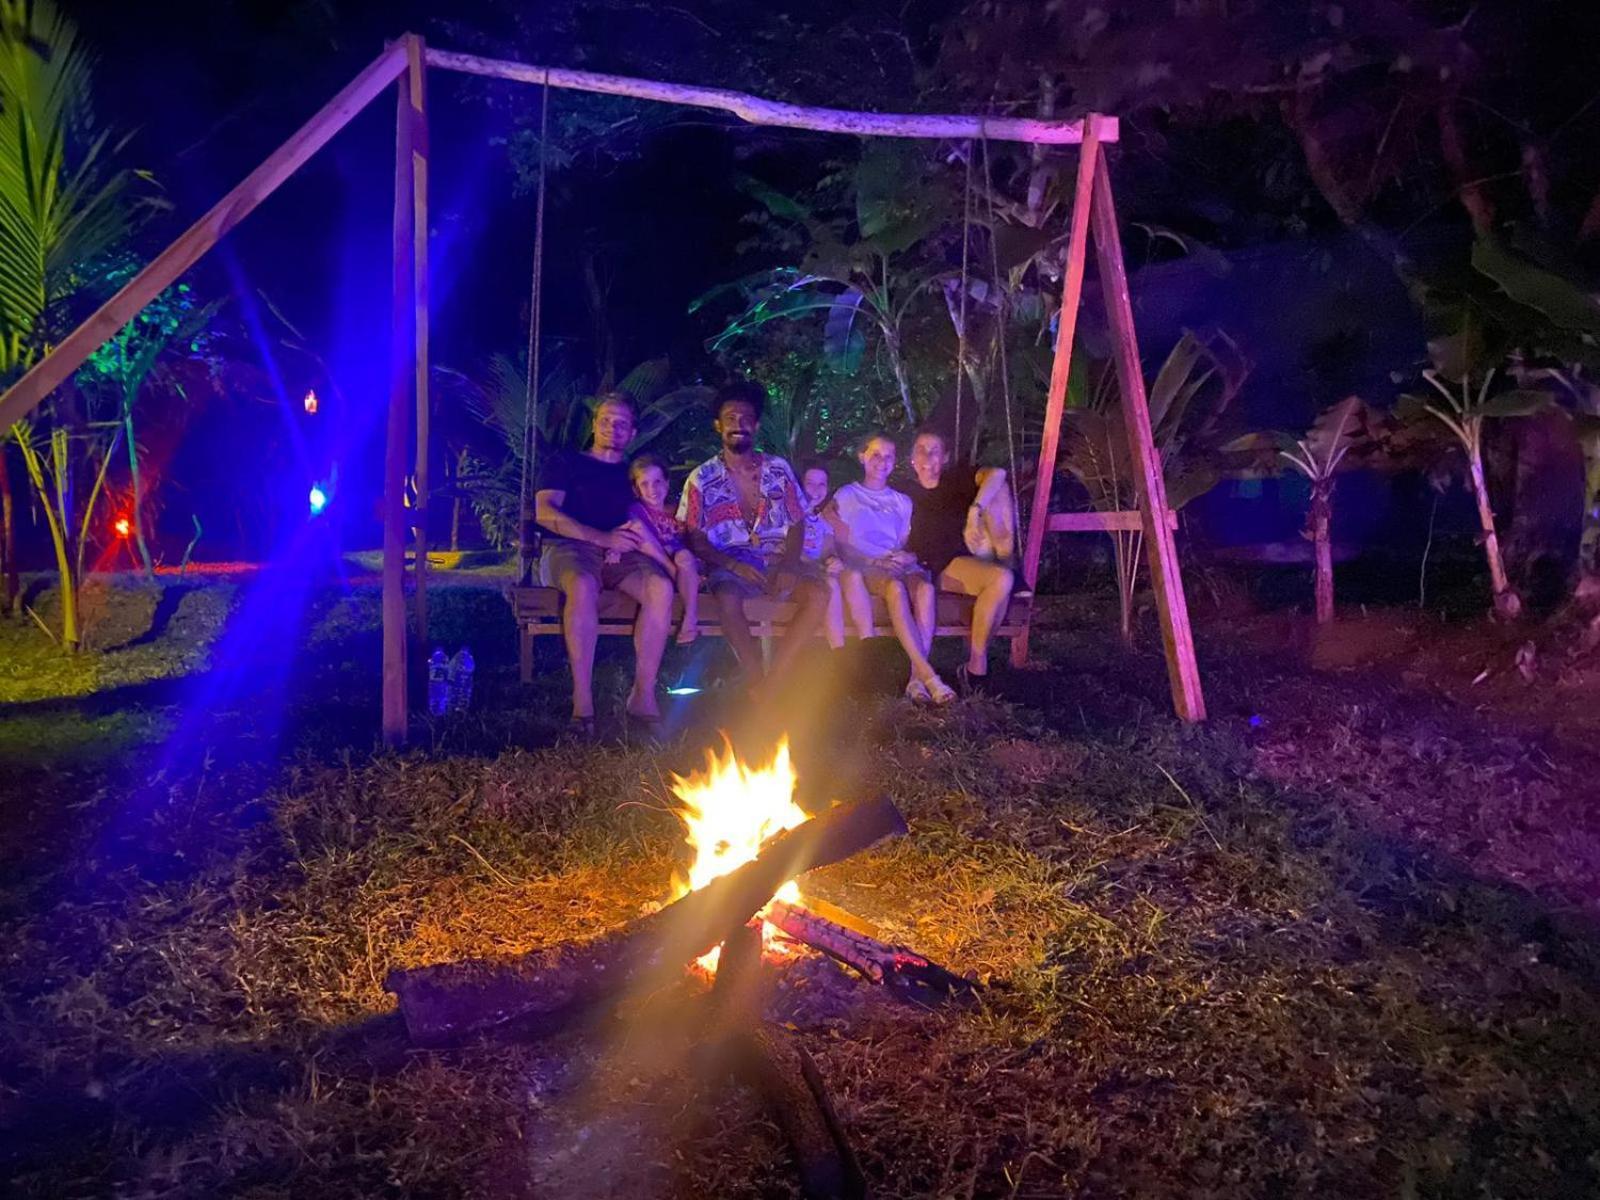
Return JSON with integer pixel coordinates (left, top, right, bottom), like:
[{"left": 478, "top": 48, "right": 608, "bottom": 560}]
[
  {"left": 1047, "top": 510, "right": 1177, "bottom": 533},
  {"left": 425, "top": 48, "right": 1118, "bottom": 146}
]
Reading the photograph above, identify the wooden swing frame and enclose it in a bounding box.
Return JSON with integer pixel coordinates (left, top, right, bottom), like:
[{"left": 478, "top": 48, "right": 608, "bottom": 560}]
[{"left": 0, "top": 32, "right": 1204, "bottom": 744}]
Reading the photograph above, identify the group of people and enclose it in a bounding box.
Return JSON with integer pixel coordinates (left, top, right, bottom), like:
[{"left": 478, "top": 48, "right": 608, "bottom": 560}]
[{"left": 534, "top": 381, "right": 1017, "bottom": 735}]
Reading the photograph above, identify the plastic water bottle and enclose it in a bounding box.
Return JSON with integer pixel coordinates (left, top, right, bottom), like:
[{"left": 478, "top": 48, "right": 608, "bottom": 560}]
[
  {"left": 427, "top": 648, "right": 449, "bottom": 717},
  {"left": 447, "top": 647, "right": 475, "bottom": 714}
]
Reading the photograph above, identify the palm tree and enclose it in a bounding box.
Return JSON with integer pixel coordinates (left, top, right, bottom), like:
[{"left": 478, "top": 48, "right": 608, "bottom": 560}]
[{"left": 0, "top": 0, "right": 137, "bottom": 648}]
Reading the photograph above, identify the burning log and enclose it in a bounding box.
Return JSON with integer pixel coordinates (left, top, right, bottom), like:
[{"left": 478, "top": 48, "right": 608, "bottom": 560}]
[
  {"left": 385, "top": 795, "right": 906, "bottom": 1045},
  {"left": 766, "top": 898, "right": 978, "bottom": 1002},
  {"left": 706, "top": 922, "right": 866, "bottom": 1200}
]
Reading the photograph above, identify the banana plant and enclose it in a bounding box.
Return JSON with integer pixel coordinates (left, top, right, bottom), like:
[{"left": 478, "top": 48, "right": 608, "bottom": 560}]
[
  {"left": 1227, "top": 396, "right": 1373, "bottom": 624},
  {"left": 1060, "top": 331, "right": 1248, "bottom": 642},
  {"left": 1396, "top": 349, "right": 1550, "bottom": 620},
  {"left": 694, "top": 146, "right": 950, "bottom": 428}
]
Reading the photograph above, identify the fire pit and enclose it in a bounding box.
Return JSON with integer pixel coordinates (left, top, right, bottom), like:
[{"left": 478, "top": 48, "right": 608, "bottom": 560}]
[{"left": 385, "top": 737, "right": 974, "bottom": 1200}]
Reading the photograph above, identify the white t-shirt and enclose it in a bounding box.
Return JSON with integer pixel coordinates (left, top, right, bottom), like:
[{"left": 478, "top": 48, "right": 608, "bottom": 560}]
[{"left": 833, "top": 482, "right": 912, "bottom": 559}]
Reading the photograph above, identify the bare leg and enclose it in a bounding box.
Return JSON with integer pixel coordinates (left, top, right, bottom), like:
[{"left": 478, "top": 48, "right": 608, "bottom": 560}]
[
  {"left": 941, "top": 555, "right": 1015, "bottom": 675},
  {"left": 911, "top": 572, "right": 937, "bottom": 658},
  {"left": 880, "top": 578, "right": 939, "bottom": 683},
  {"left": 823, "top": 575, "right": 846, "bottom": 649},
  {"left": 617, "top": 568, "right": 673, "bottom": 717},
  {"left": 673, "top": 550, "right": 701, "bottom": 644},
  {"left": 558, "top": 568, "right": 601, "bottom": 719},
  {"left": 766, "top": 578, "right": 829, "bottom": 687},
  {"left": 715, "top": 589, "right": 764, "bottom": 679},
  {"left": 841, "top": 570, "right": 875, "bottom": 639}
]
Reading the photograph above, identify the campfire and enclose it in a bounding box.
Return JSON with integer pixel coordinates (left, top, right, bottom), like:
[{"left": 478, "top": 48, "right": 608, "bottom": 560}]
[
  {"left": 669, "top": 738, "right": 809, "bottom": 972},
  {"left": 386, "top": 736, "right": 974, "bottom": 1200}
]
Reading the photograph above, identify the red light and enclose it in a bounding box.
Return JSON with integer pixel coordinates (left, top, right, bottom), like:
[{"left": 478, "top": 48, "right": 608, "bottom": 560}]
[
  {"left": 113, "top": 516, "right": 131, "bottom": 537},
  {"left": 303, "top": 388, "right": 319, "bottom": 414}
]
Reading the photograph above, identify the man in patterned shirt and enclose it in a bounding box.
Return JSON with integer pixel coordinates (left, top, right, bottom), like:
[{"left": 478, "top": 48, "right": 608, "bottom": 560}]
[{"left": 678, "top": 381, "right": 829, "bottom": 687}]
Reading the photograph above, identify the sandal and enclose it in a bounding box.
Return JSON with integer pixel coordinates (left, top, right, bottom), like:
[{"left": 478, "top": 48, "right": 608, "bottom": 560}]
[{"left": 923, "top": 674, "right": 958, "bottom": 706}]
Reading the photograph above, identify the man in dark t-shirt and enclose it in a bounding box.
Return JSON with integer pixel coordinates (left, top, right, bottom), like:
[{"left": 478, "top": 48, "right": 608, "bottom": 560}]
[
  {"left": 906, "top": 427, "right": 1017, "bottom": 689},
  {"left": 534, "top": 393, "right": 672, "bottom": 731}
]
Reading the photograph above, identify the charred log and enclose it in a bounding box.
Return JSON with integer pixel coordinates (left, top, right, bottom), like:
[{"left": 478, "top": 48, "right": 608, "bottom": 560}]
[
  {"left": 705, "top": 922, "right": 867, "bottom": 1200},
  {"left": 385, "top": 795, "right": 906, "bottom": 1045}
]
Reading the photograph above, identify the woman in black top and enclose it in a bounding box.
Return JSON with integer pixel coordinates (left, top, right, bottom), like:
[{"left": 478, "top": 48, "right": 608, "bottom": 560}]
[{"left": 905, "top": 428, "right": 1017, "bottom": 690}]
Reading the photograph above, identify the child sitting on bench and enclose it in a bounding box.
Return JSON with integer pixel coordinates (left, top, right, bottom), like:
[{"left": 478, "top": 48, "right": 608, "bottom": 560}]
[
  {"left": 621, "top": 455, "right": 702, "bottom": 645},
  {"left": 799, "top": 461, "right": 848, "bottom": 650},
  {"left": 827, "top": 433, "right": 957, "bottom": 706}
]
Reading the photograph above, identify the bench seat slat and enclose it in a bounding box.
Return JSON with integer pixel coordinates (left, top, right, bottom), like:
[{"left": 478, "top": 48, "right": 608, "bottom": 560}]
[{"left": 513, "top": 585, "right": 1033, "bottom": 682}]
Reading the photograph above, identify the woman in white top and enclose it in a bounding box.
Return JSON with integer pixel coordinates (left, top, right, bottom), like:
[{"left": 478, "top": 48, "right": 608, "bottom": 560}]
[{"left": 827, "top": 434, "right": 957, "bottom": 705}]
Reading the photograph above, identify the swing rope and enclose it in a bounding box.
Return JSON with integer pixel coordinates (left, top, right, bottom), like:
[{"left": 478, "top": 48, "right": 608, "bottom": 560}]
[
  {"left": 979, "top": 124, "right": 1024, "bottom": 562},
  {"left": 517, "top": 69, "right": 552, "bottom": 586},
  {"left": 952, "top": 138, "right": 973, "bottom": 460}
]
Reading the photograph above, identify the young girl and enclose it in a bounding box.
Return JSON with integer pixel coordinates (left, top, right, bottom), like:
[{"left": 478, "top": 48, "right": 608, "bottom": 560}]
[
  {"left": 798, "top": 462, "right": 848, "bottom": 651},
  {"left": 827, "top": 434, "right": 956, "bottom": 705},
  {"left": 624, "top": 456, "right": 701, "bottom": 645}
]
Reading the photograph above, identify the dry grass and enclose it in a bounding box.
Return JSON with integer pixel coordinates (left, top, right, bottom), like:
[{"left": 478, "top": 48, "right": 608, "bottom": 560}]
[{"left": 4, "top": 586, "right": 1600, "bottom": 1198}]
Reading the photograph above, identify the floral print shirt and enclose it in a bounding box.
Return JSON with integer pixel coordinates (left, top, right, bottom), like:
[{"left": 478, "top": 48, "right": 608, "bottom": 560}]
[{"left": 677, "top": 452, "right": 806, "bottom": 556}]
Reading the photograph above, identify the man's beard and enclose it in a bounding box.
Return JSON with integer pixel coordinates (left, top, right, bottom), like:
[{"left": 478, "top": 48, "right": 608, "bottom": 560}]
[{"left": 724, "top": 433, "right": 753, "bottom": 452}]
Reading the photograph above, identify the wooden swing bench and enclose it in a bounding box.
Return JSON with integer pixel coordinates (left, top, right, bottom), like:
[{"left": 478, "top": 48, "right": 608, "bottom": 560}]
[{"left": 513, "top": 585, "right": 1034, "bottom": 683}]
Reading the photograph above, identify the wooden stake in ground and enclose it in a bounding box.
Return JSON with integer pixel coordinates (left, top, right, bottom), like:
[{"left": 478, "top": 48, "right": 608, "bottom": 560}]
[{"left": 705, "top": 922, "right": 866, "bottom": 1200}]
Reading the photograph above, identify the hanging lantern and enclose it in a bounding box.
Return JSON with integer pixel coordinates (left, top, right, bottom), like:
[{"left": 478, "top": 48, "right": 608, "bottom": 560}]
[
  {"left": 303, "top": 388, "right": 319, "bottom": 415},
  {"left": 113, "top": 516, "right": 131, "bottom": 537}
]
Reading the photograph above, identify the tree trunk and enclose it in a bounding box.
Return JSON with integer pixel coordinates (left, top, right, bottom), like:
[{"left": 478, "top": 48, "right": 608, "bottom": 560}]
[
  {"left": 124, "top": 409, "right": 154, "bottom": 579},
  {"left": 1467, "top": 440, "right": 1521, "bottom": 619},
  {"left": 450, "top": 448, "right": 465, "bottom": 552},
  {"left": 1310, "top": 480, "right": 1334, "bottom": 624},
  {"left": 0, "top": 438, "right": 17, "bottom": 615},
  {"left": 1437, "top": 102, "right": 1494, "bottom": 236},
  {"left": 17, "top": 429, "right": 79, "bottom": 651},
  {"left": 1580, "top": 448, "right": 1600, "bottom": 590},
  {"left": 582, "top": 250, "right": 616, "bottom": 388},
  {"left": 1113, "top": 529, "right": 1139, "bottom": 645}
]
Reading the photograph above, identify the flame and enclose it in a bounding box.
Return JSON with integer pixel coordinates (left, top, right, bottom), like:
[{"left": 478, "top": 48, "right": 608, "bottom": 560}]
[{"left": 669, "top": 736, "right": 809, "bottom": 970}]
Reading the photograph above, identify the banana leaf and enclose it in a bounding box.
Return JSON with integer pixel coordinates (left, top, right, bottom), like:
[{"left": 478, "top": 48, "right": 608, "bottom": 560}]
[
  {"left": 823, "top": 288, "right": 866, "bottom": 373},
  {"left": 1472, "top": 238, "right": 1600, "bottom": 335},
  {"left": 1474, "top": 389, "right": 1551, "bottom": 419}
]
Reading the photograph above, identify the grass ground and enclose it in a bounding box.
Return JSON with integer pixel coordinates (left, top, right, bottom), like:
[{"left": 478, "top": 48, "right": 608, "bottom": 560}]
[{"left": 2, "top": 573, "right": 1599, "bottom": 1198}]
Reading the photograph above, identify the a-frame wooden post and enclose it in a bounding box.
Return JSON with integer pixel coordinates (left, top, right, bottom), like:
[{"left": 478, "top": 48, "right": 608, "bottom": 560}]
[
  {"left": 1013, "top": 114, "right": 1206, "bottom": 722},
  {"left": 1014, "top": 117, "right": 1102, "bottom": 664},
  {"left": 382, "top": 34, "right": 425, "bottom": 747},
  {"left": 407, "top": 38, "right": 432, "bottom": 658},
  {"left": 1088, "top": 158, "right": 1204, "bottom": 721}
]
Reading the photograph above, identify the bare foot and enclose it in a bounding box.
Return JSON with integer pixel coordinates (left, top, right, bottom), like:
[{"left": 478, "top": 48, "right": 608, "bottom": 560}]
[
  {"left": 675, "top": 624, "right": 700, "bottom": 646},
  {"left": 625, "top": 687, "right": 661, "bottom": 720}
]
